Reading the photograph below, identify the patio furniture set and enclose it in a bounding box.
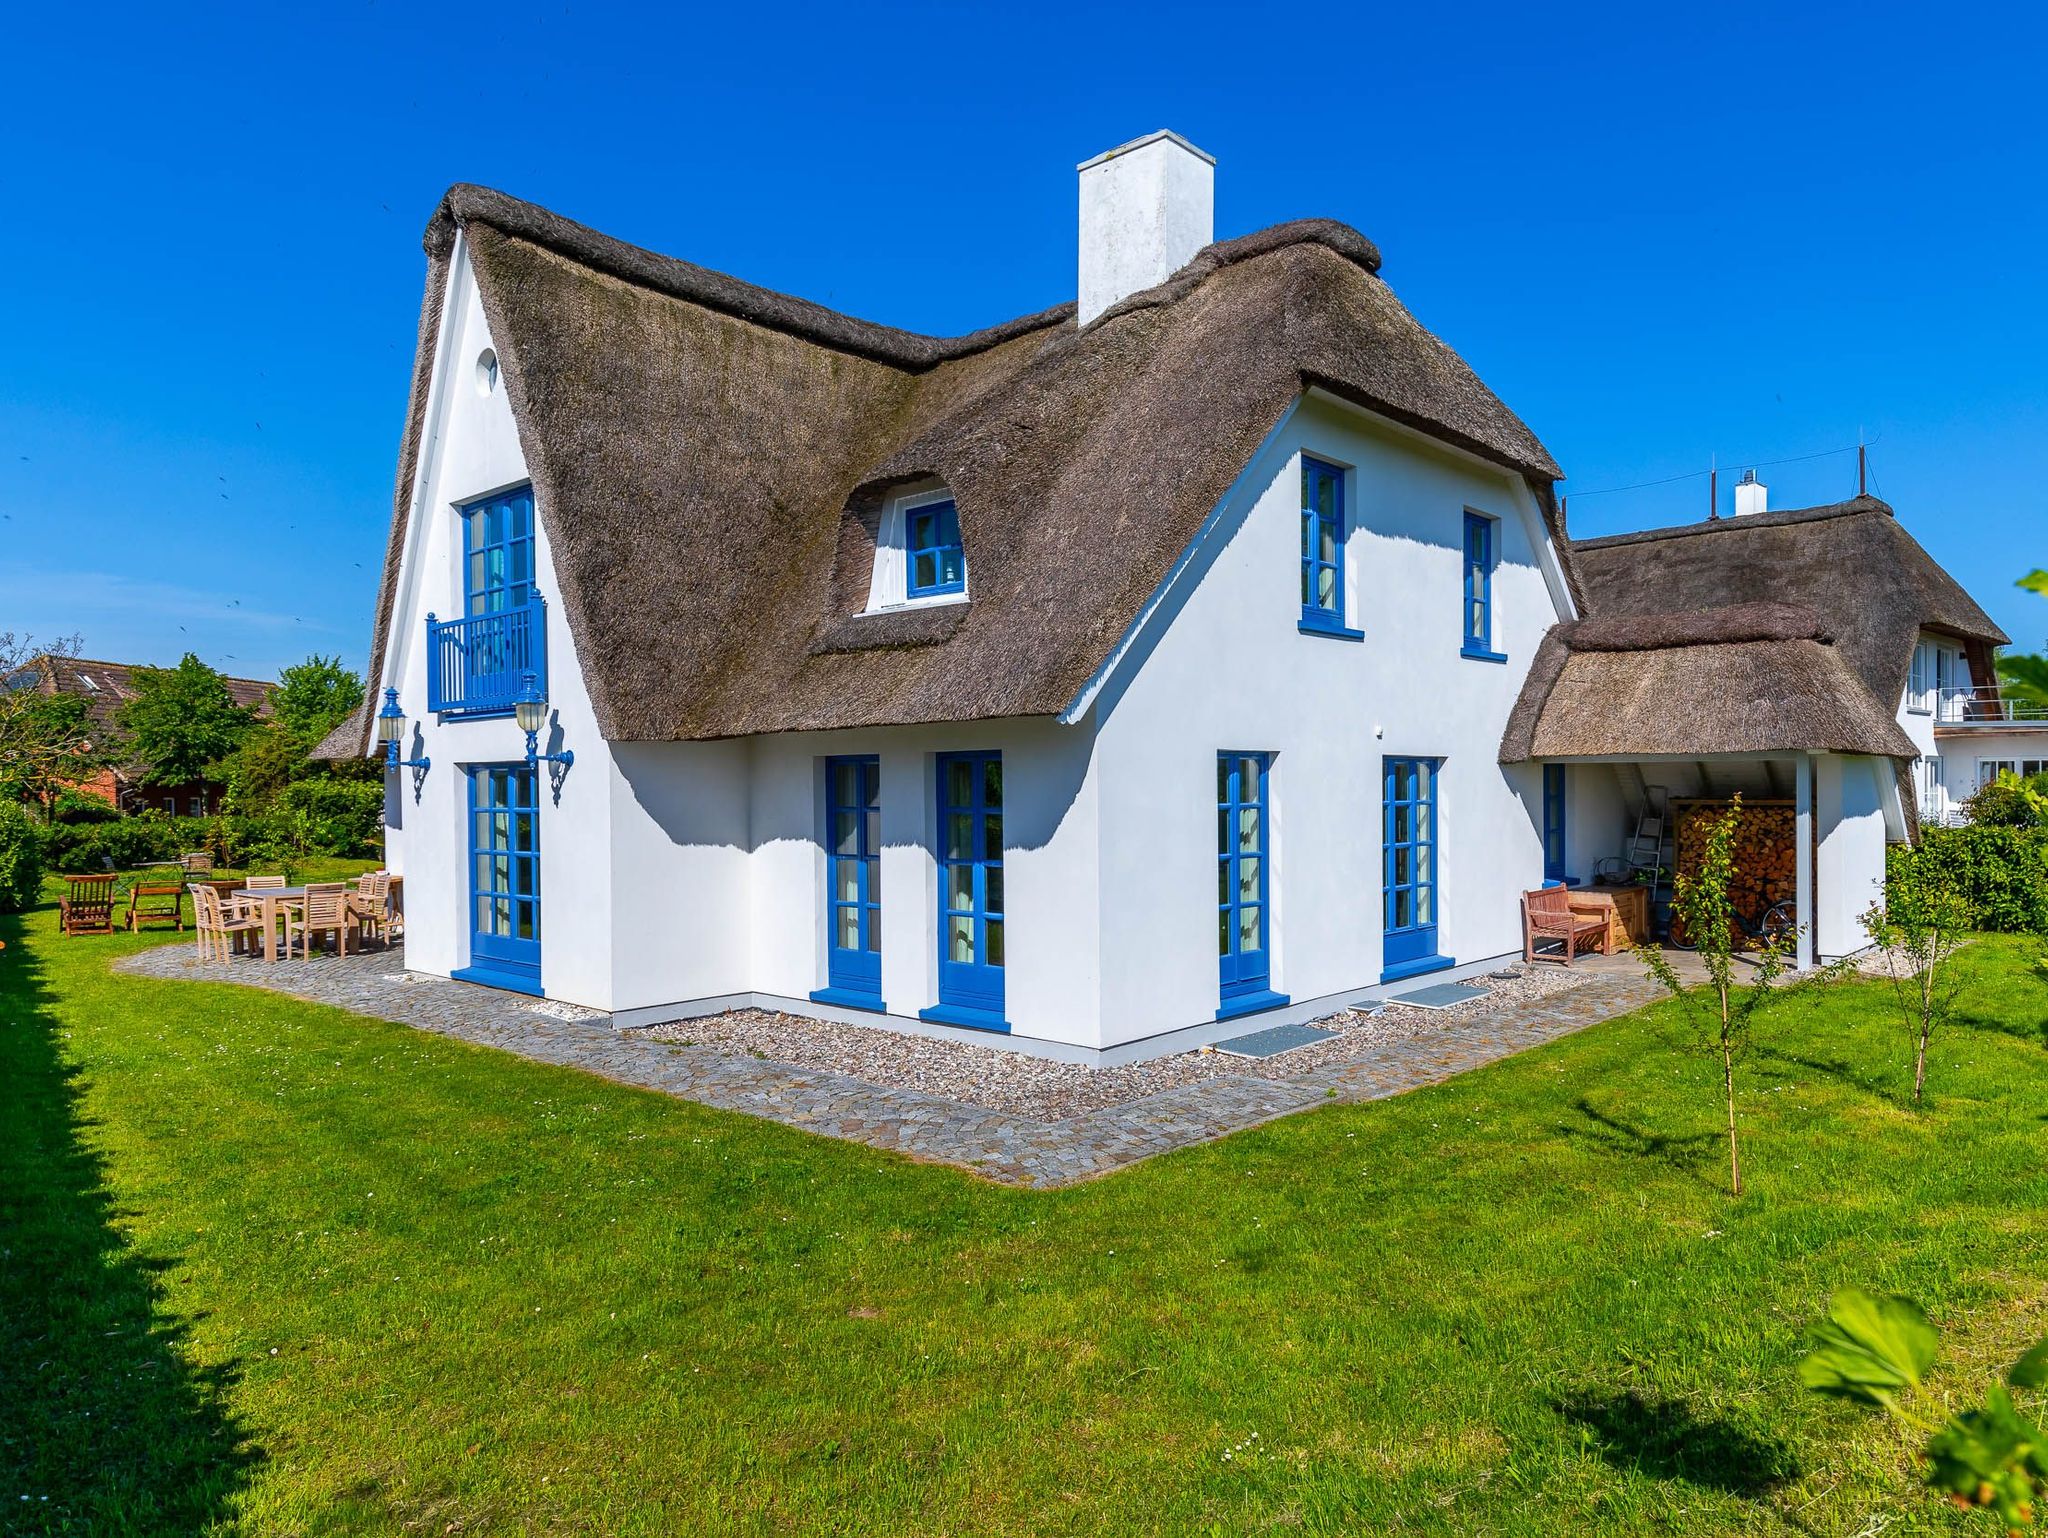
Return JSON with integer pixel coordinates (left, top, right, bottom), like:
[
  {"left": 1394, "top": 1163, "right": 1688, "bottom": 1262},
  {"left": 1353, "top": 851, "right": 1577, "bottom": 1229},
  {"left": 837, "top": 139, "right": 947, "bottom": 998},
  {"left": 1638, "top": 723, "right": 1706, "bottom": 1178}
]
[{"left": 55, "top": 868, "right": 402, "bottom": 963}]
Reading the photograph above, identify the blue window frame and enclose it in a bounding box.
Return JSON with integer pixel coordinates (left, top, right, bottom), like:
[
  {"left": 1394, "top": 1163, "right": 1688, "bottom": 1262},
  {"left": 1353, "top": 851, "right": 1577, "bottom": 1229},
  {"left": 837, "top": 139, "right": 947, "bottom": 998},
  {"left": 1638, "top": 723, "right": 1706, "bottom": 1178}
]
[
  {"left": 1383, "top": 757, "right": 1449, "bottom": 983},
  {"left": 429, "top": 487, "right": 546, "bottom": 716},
  {"left": 1542, "top": 764, "right": 1568, "bottom": 884},
  {"left": 455, "top": 763, "right": 542, "bottom": 995},
  {"left": 922, "top": 752, "right": 1005, "bottom": 1030},
  {"left": 813, "top": 756, "right": 883, "bottom": 1011},
  {"left": 906, "top": 499, "right": 966, "bottom": 598},
  {"left": 464, "top": 488, "right": 536, "bottom": 616},
  {"left": 1299, "top": 457, "right": 1360, "bottom": 638},
  {"left": 1462, "top": 511, "right": 1504, "bottom": 660},
  {"left": 1217, "top": 752, "right": 1289, "bottom": 1019}
]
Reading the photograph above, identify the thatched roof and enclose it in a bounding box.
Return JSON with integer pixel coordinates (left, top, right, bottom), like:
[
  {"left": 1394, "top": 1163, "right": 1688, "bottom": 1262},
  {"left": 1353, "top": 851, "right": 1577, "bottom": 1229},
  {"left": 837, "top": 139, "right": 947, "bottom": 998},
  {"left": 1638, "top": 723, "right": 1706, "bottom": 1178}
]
[
  {"left": 330, "top": 184, "right": 1562, "bottom": 752},
  {"left": 1502, "top": 498, "right": 2002, "bottom": 764},
  {"left": 1500, "top": 603, "right": 1918, "bottom": 760}
]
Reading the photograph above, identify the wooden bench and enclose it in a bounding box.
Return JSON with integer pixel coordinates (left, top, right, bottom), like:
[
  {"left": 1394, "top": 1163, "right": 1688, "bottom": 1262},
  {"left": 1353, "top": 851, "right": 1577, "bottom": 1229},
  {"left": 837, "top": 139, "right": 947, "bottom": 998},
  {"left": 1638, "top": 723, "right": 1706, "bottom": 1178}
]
[{"left": 1522, "top": 885, "right": 1609, "bottom": 966}]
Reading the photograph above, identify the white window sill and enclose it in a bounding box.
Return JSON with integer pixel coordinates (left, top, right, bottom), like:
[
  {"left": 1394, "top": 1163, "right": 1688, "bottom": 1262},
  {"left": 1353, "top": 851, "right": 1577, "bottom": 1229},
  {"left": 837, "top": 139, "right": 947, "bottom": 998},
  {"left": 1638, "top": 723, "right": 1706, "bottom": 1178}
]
[{"left": 860, "top": 592, "right": 970, "bottom": 617}]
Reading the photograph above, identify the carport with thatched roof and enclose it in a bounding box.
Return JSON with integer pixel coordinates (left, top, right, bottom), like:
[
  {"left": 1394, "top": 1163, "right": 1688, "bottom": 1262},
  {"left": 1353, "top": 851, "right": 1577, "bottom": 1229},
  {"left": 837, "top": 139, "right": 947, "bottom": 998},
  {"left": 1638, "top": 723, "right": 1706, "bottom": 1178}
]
[{"left": 1501, "top": 497, "right": 1998, "bottom": 967}]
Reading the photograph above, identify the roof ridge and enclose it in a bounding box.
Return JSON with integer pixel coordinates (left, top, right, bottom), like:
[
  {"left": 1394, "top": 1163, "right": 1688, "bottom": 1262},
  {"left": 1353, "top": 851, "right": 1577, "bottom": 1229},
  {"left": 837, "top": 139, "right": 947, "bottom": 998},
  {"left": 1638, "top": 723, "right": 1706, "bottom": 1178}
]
[
  {"left": 429, "top": 186, "right": 1388, "bottom": 370},
  {"left": 1571, "top": 494, "right": 1894, "bottom": 550},
  {"left": 431, "top": 184, "right": 1072, "bottom": 371}
]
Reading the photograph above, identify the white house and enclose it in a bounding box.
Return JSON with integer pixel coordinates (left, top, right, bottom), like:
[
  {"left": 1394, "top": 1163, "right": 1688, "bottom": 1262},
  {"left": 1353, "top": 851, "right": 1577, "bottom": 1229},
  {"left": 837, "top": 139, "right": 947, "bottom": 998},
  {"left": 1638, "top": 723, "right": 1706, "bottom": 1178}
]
[{"left": 324, "top": 133, "right": 2014, "bottom": 1064}]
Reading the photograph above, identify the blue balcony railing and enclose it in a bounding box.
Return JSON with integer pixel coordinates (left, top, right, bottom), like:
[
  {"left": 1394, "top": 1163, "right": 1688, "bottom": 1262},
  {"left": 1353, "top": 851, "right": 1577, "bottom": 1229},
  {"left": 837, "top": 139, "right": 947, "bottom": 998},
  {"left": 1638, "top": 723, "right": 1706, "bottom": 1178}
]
[{"left": 426, "top": 596, "right": 547, "bottom": 715}]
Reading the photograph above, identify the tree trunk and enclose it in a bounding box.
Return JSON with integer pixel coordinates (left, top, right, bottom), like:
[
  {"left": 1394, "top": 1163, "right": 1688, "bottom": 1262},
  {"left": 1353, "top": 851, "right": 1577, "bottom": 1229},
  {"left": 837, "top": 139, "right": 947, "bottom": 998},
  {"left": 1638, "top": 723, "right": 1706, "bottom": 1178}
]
[
  {"left": 1720, "top": 988, "right": 1742, "bottom": 1196},
  {"left": 1915, "top": 954, "right": 1936, "bottom": 1104}
]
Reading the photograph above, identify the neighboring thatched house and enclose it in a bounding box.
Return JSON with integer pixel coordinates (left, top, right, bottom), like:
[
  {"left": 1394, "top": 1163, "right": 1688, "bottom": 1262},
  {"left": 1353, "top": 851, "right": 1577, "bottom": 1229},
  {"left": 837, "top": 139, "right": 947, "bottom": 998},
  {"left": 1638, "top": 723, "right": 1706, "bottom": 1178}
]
[
  {"left": 19, "top": 654, "right": 274, "bottom": 816},
  {"left": 325, "top": 132, "right": 2009, "bottom": 1060},
  {"left": 1505, "top": 492, "right": 2019, "bottom": 955}
]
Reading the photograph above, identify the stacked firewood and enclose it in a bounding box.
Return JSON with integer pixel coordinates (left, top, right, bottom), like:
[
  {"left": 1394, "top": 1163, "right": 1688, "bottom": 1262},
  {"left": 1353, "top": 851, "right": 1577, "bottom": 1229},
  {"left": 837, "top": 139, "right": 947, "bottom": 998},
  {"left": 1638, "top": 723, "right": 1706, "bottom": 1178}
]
[{"left": 1670, "top": 799, "right": 1797, "bottom": 948}]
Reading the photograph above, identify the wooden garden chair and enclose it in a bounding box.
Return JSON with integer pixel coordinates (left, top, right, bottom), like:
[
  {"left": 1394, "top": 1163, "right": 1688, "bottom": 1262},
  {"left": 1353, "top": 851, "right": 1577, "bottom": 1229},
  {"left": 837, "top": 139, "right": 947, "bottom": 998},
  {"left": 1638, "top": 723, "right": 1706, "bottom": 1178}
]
[
  {"left": 347, "top": 872, "right": 393, "bottom": 947},
  {"left": 245, "top": 875, "right": 288, "bottom": 890},
  {"left": 283, "top": 883, "right": 355, "bottom": 960},
  {"left": 57, "top": 874, "right": 118, "bottom": 936},
  {"left": 127, "top": 881, "right": 187, "bottom": 932},
  {"left": 192, "top": 886, "right": 264, "bottom": 961},
  {"left": 178, "top": 851, "right": 215, "bottom": 875},
  {"left": 1522, "top": 885, "right": 1609, "bottom": 966}
]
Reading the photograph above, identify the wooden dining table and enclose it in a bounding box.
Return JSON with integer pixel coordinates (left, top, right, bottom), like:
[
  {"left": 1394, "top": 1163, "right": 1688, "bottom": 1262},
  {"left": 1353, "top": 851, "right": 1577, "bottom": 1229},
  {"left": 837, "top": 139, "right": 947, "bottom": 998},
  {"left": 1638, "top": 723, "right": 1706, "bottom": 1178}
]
[
  {"left": 227, "top": 878, "right": 404, "bottom": 961},
  {"left": 232, "top": 886, "right": 310, "bottom": 962}
]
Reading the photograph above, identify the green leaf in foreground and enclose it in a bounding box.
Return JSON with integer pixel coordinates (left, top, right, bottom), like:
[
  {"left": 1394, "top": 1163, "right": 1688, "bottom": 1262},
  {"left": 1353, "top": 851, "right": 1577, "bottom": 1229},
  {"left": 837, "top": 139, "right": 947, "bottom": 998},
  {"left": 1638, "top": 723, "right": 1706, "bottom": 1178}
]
[
  {"left": 2012, "top": 1339, "right": 2048, "bottom": 1391},
  {"left": 1798, "top": 1287, "right": 1938, "bottom": 1407},
  {"left": 1923, "top": 1386, "right": 2048, "bottom": 1527}
]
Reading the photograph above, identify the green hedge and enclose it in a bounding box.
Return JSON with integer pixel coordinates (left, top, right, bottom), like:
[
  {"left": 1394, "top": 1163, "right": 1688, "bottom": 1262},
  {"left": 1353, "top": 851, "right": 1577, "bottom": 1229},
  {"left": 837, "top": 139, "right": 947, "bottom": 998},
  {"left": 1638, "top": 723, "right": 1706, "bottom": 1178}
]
[
  {"left": 0, "top": 801, "right": 45, "bottom": 913},
  {"left": 34, "top": 787, "right": 386, "bottom": 874},
  {"left": 1891, "top": 825, "right": 2048, "bottom": 934},
  {"left": 279, "top": 778, "right": 384, "bottom": 858}
]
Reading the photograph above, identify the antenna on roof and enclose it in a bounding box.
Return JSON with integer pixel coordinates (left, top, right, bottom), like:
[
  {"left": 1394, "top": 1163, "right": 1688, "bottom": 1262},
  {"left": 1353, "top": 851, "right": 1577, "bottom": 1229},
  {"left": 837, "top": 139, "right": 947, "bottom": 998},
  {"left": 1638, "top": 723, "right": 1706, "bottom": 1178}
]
[
  {"left": 1708, "top": 454, "right": 1719, "bottom": 520},
  {"left": 1857, "top": 427, "right": 1867, "bottom": 497}
]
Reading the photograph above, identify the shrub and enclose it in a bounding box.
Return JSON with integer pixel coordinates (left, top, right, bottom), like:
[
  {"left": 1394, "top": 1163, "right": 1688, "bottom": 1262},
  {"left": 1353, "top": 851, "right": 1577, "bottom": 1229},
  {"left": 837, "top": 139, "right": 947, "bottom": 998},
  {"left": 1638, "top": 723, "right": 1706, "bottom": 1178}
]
[
  {"left": 1893, "top": 825, "right": 2048, "bottom": 934},
  {"left": 0, "top": 801, "right": 45, "bottom": 912},
  {"left": 40, "top": 810, "right": 183, "bottom": 873},
  {"left": 1964, "top": 773, "right": 2048, "bottom": 830},
  {"left": 47, "top": 789, "right": 123, "bottom": 825},
  {"left": 279, "top": 778, "right": 384, "bottom": 858}
]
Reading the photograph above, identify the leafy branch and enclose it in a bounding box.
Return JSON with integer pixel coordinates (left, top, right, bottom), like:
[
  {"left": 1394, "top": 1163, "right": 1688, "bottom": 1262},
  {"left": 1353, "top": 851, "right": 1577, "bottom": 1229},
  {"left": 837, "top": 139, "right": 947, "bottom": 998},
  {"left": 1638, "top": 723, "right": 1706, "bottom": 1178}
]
[{"left": 1802, "top": 1287, "right": 2048, "bottom": 1530}]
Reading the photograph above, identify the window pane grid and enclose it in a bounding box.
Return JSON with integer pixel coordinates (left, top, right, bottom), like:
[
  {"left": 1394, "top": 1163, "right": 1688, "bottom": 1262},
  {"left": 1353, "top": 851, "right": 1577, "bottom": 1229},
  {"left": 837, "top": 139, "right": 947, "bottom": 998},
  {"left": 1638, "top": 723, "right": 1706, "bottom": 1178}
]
[
  {"left": 1300, "top": 459, "right": 1345, "bottom": 621},
  {"left": 1218, "top": 753, "right": 1273, "bottom": 999},
  {"left": 1462, "top": 511, "right": 1494, "bottom": 651},
  {"left": 464, "top": 491, "right": 537, "bottom": 617},
  {"left": 825, "top": 757, "right": 880, "bottom": 964},
  {"left": 935, "top": 751, "right": 1003, "bottom": 1015},
  {"left": 906, "top": 499, "right": 966, "bottom": 598}
]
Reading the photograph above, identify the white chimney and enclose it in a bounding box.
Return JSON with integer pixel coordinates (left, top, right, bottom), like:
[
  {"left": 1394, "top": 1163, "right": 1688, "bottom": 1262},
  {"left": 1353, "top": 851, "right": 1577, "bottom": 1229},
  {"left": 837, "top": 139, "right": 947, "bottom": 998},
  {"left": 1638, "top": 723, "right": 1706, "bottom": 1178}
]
[
  {"left": 1734, "top": 469, "right": 1768, "bottom": 517},
  {"left": 1076, "top": 130, "right": 1215, "bottom": 328}
]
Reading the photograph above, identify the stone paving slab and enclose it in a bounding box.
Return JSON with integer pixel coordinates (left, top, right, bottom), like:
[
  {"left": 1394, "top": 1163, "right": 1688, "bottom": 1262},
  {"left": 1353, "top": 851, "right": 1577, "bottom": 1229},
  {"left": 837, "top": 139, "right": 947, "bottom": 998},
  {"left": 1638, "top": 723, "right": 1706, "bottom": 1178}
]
[{"left": 114, "top": 944, "right": 1665, "bottom": 1188}]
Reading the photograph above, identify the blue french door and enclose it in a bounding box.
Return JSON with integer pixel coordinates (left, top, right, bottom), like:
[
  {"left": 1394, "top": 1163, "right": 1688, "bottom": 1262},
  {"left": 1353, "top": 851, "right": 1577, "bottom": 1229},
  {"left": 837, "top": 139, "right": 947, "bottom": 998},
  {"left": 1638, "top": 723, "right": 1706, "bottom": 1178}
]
[
  {"left": 818, "top": 755, "right": 882, "bottom": 1008},
  {"left": 1218, "top": 752, "right": 1285, "bottom": 1016},
  {"left": 929, "top": 752, "right": 1005, "bottom": 1029},
  {"left": 1383, "top": 757, "right": 1443, "bottom": 980},
  {"left": 464, "top": 763, "right": 541, "bottom": 994}
]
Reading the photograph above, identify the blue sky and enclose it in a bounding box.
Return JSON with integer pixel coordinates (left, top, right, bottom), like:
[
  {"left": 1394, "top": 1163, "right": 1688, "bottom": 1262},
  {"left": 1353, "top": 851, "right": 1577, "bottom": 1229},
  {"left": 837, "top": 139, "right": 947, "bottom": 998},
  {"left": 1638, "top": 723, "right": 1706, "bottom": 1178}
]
[{"left": 4, "top": 1, "right": 2044, "bottom": 681}]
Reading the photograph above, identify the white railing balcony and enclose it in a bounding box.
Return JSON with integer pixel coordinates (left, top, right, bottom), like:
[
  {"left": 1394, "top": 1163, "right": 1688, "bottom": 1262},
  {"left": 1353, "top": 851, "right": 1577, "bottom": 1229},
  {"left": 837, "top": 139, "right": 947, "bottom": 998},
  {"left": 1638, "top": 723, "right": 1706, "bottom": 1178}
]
[{"left": 1931, "top": 686, "right": 2048, "bottom": 726}]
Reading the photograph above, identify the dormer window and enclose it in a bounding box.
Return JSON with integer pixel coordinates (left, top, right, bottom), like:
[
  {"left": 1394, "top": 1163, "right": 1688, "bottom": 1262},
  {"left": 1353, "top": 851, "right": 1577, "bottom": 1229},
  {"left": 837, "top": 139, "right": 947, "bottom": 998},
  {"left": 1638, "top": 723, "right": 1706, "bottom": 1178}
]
[
  {"left": 907, "top": 499, "right": 965, "bottom": 598},
  {"left": 864, "top": 485, "right": 970, "bottom": 611}
]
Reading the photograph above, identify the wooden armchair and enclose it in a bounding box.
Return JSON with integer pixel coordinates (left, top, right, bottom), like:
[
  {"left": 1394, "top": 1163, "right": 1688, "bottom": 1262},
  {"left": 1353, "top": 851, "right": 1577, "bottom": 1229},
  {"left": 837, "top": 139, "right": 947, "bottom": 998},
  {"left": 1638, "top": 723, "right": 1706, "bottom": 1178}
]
[
  {"left": 1522, "top": 885, "right": 1609, "bottom": 966},
  {"left": 347, "top": 872, "right": 393, "bottom": 948},
  {"left": 178, "top": 851, "right": 215, "bottom": 875},
  {"left": 58, "top": 874, "right": 118, "bottom": 936},
  {"left": 127, "top": 882, "right": 187, "bottom": 932},
  {"left": 192, "top": 886, "right": 264, "bottom": 961},
  {"left": 283, "top": 883, "right": 355, "bottom": 959}
]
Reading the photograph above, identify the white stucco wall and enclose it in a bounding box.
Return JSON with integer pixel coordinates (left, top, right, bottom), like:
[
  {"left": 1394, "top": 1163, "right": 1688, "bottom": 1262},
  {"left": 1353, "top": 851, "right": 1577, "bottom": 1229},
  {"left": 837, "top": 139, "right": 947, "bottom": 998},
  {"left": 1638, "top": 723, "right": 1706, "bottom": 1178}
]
[
  {"left": 378, "top": 240, "right": 617, "bottom": 1010},
  {"left": 1082, "top": 394, "right": 1567, "bottom": 1041},
  {"left": 1815, "top": 753, "right": 1888, "bottom": 958}
]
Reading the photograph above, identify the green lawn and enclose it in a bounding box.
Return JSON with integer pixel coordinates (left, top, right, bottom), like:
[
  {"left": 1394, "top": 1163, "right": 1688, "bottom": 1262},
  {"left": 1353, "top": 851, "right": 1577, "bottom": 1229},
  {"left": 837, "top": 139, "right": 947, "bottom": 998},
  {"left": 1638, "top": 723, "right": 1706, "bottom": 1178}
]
[{"left": 4, "top": 897, "right": 2046, "bottom": 1536}]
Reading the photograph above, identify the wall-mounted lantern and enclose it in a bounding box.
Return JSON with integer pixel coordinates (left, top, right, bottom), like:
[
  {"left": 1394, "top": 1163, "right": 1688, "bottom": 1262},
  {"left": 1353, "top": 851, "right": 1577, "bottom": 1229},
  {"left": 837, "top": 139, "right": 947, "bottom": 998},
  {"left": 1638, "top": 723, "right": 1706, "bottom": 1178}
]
[
  {"left": 514, "top": 670, "right": 573, "bottom": 800},
  {"left": 376, "top": 687, "right": 431, "bottom": 799}
]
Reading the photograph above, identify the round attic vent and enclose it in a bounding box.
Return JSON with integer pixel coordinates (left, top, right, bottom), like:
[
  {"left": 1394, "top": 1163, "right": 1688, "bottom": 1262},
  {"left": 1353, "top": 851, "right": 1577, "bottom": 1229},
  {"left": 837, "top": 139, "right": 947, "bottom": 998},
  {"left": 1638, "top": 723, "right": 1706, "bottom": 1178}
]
[{"left": 475, "top": 348, "right": 499, "bottom": 396}]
